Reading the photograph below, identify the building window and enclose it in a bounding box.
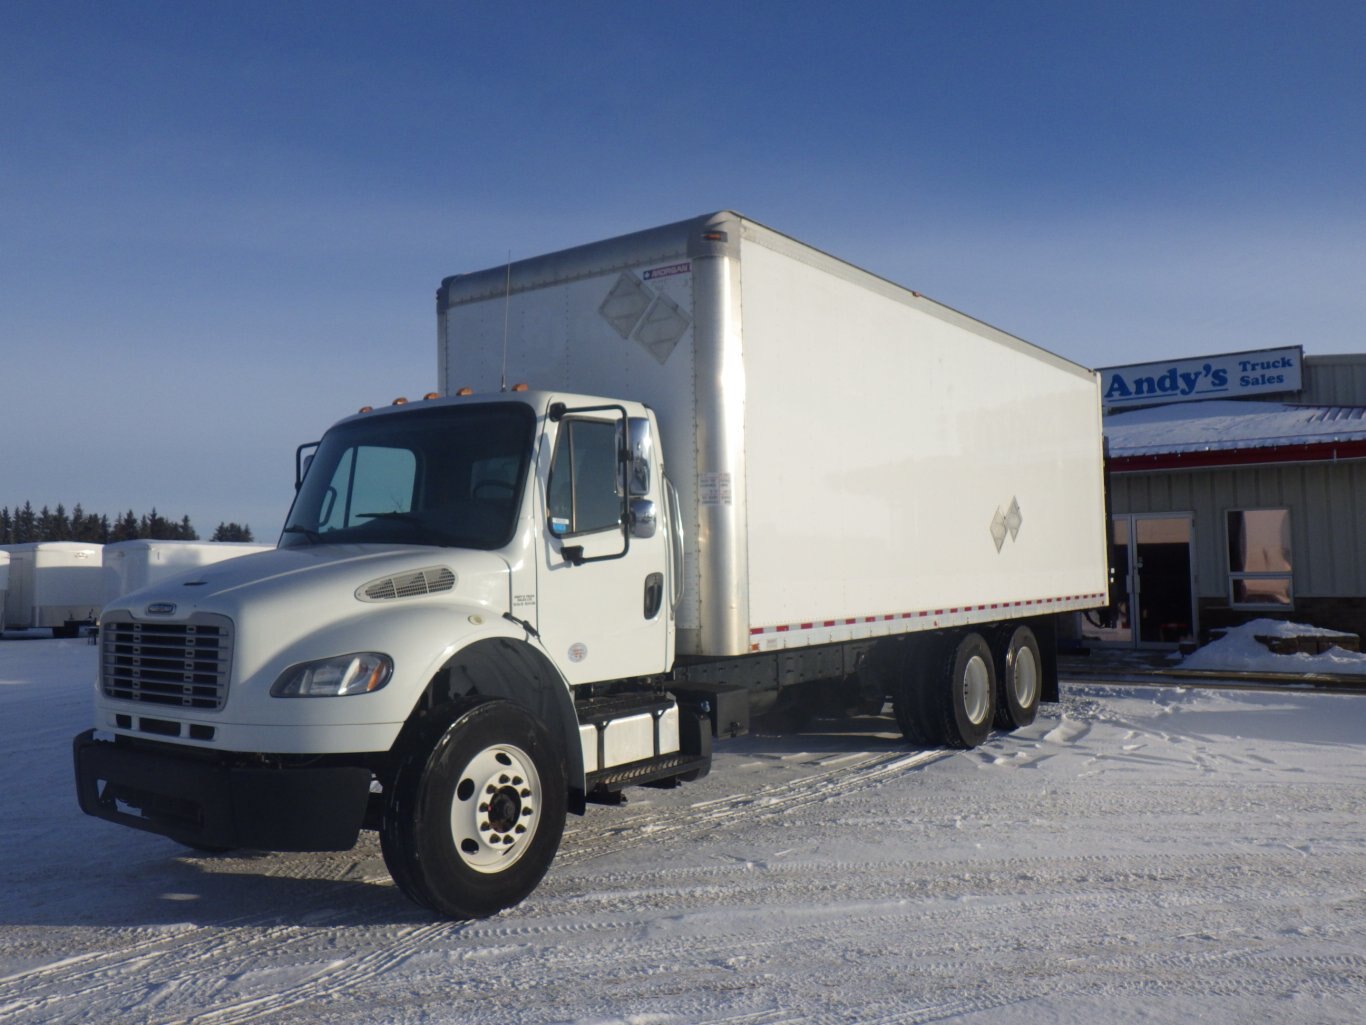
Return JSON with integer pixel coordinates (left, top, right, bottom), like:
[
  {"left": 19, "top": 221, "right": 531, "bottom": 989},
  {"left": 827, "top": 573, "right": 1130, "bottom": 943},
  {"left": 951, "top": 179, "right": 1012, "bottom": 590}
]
[{"left": 1227, "top": 508, "right": 1293, "bottom": 608}]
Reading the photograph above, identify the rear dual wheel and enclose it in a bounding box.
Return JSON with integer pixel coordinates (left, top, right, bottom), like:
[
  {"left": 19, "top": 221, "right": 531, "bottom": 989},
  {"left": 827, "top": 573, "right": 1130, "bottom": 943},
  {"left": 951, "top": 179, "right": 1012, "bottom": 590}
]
[
  {"left": 993, "top": 625, "right": 1041, "bottom": 730},
  {"left": 893, "top": 631, "right": 997, "bottom": 749},
  {"left": 935, "top": 632, "right": 997, "bottom": 749}
]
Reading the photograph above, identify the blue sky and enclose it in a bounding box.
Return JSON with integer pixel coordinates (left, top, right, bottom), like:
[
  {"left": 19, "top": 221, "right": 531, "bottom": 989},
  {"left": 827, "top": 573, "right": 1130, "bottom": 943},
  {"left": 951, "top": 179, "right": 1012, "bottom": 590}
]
[{"left": 4, "top": 1, "right": 1364, "bottom": 536}]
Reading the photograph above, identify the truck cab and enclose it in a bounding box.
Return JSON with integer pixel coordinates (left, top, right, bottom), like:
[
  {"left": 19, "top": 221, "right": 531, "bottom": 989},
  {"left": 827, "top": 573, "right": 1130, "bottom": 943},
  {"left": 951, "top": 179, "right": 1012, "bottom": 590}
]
[{"left": 75, "top": 389, "right": 707, "bottom": 919}]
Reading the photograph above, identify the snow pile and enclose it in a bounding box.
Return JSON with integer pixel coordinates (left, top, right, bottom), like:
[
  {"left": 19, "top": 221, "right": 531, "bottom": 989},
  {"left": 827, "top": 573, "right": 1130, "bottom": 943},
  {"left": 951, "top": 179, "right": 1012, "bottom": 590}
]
[{"left": 1179, "top": 618, "right": 1366, "bottom": 676}]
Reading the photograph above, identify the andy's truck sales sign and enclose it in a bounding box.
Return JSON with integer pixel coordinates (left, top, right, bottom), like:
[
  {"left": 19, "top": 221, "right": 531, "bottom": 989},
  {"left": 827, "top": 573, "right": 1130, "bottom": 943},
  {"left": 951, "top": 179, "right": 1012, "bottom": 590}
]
[{"left": 1100, "top": 346, "right": 1303, "bottom": 408}]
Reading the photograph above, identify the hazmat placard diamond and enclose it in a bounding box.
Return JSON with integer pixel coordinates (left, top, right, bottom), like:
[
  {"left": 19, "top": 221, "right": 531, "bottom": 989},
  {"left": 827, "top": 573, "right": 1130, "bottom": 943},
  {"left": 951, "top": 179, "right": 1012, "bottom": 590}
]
[
  {"left": 990, "top": 507, "right": 1008, "bottom": 552},
  {"left": 1006, "top": 497, "right": 1022, "bottom": 540}
]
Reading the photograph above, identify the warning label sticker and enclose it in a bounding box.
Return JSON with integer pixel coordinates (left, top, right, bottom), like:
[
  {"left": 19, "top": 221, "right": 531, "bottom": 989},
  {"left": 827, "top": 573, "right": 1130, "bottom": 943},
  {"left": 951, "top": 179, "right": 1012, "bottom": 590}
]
[{"left": 699, "top": 472, "right": 733, "bottom": 506}]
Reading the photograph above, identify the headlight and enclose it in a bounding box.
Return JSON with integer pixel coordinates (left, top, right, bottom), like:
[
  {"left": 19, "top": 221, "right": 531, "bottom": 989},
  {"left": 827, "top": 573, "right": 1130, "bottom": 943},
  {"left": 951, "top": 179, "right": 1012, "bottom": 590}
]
[{"left": 271, "top": 653, "right": 394, "bottom": 698}]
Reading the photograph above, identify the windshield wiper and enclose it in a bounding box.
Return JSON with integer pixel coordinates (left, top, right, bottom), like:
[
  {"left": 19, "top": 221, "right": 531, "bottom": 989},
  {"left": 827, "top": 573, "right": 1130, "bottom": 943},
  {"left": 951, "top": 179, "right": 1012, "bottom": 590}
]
[{"left": 355, "top": 511, "right": 424, "bottom": 524}]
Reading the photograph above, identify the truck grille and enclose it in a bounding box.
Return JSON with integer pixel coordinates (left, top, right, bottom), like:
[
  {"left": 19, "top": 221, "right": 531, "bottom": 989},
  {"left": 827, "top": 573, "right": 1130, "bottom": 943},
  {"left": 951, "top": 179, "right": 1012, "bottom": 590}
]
[{"left": 101, "top": 613, "right": 233, "bottom": 711}]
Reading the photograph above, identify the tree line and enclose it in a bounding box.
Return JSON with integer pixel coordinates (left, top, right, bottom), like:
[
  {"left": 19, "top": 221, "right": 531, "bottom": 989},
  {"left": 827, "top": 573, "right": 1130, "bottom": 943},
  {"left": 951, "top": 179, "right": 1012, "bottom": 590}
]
[{"left": 0, "top": 503, "right": 255, "bottom": 545}]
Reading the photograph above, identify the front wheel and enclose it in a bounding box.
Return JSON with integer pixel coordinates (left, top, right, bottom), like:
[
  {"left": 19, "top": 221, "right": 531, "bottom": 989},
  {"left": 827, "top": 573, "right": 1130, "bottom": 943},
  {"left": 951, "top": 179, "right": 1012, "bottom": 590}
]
[{"left": 381, "top": 697, "right": 567, "bottom": 919}]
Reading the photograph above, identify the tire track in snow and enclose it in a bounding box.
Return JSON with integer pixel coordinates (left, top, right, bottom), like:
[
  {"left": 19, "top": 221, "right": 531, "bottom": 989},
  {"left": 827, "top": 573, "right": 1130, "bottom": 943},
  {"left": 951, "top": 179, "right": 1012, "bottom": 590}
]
[
  {"left": 429, "top": 857, "right": 1366, "bottom": 1025},
  {"left": 557, "top": 747, "right": 951, "bottom": 867},
  {"left": 0, "top": 745, "right": 948, "bottom": 1025}
]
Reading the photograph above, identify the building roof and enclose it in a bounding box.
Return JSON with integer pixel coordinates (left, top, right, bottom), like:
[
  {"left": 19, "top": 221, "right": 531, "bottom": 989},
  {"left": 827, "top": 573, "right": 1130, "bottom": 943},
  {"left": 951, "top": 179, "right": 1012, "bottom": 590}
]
[{"left": 1105, "top": 400, "right": 1366, "bottom": 471}]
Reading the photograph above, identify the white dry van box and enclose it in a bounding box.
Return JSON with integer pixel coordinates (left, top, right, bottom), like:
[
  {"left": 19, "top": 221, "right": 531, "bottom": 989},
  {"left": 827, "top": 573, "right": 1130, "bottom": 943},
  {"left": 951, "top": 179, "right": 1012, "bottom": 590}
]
[
  {"left": 102, "top": 540, "right": 275, "bottom": 608},
  {"left": 3, "top": 542, "right": 104, "bottom": 636},
  {"left": 75, "top": 212, "right": 1109, "bottom": 920}
]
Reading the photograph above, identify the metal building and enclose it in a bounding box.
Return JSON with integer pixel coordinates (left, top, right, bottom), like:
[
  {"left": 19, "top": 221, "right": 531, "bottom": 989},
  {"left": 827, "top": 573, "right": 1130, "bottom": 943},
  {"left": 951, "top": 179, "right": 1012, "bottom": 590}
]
[{"left": 1091, "top": 350, "right": 1366, "bottom": 648}]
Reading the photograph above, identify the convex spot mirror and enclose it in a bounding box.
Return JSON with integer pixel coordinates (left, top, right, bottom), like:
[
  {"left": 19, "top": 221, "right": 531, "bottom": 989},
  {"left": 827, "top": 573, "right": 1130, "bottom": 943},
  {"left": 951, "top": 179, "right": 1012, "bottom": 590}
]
[
  {"left": 626, "top": 417, "right": 652, "bottom": 497},
  {"left": 629, "top": 498, "right": 657, "bottom": 539}
]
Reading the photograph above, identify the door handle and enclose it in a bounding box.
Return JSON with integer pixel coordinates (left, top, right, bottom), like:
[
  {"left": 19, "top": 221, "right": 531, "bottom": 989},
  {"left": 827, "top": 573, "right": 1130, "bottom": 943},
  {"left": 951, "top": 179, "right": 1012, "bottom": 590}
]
[{"left": 643, "top": 573, "right": 663, "bottom": 619}]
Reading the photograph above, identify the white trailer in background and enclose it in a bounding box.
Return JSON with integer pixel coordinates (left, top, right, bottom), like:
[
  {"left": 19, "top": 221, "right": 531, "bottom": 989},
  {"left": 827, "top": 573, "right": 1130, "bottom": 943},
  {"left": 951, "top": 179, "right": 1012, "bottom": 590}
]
[
  {"left": 3, "top": 542, "right": 104, "bottom": 636},
  {"left": 102, "top": 540, "right": 274, "bottom": 607},
  {"left": 0, "top": 551, "right": 9, "bottom": 633},
  {"left": 76, "top": 212, "right": 1109, "bottom": 920}
]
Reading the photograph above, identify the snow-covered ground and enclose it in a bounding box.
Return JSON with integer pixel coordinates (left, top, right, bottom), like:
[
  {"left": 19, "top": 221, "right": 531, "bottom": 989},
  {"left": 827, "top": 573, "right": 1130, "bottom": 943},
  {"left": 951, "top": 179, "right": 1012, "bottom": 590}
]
[{"left": 3, "top": 639, "right": 1365, "bottom": 1025}]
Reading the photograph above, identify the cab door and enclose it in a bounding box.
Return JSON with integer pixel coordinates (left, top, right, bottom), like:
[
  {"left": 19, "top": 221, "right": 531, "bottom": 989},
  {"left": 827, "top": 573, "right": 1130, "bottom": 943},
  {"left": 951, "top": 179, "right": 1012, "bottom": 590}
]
[{"left": 533, "top": 403, "right": 670, "bottom": 685}]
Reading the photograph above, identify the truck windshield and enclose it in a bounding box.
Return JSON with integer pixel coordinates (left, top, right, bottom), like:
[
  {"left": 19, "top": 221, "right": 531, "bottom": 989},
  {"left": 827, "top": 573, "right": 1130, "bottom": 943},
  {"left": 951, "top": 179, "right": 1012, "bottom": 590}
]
[{"left": 281, "top": 402, "right": 535, "bottom": 550}]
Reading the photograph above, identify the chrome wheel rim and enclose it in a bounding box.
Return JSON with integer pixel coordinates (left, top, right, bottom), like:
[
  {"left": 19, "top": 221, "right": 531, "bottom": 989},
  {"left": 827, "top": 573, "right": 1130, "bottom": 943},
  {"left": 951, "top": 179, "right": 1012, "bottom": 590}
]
[
  {"left": 962, "top": 654, "right": 992, "bottom": 725},
  {"left": 1012, "top": 644, "right": 1040, "bottom": 710},
  {"left": 450, "top": 743, "right": 541, "bottom": 874}
]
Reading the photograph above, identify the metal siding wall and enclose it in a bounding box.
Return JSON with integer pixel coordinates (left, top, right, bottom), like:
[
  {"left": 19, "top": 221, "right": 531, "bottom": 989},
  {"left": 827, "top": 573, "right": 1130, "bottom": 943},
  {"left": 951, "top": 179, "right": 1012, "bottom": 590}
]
[
  {"left": 1301, "top": 356, "right": 1366, "bottom": 406},
  {"left": 1319, "top": 462, "right": 1366, "bottom": 593},
  {"left": 1111, "top": 462, "right": 1366, "bottom": 600}
]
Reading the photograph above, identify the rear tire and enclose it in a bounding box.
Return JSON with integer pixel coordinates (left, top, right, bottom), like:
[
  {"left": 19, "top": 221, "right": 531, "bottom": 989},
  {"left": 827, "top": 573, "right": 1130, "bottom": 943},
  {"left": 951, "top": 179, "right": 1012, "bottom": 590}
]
[
  {"left": 993, "top": 625, "right": 1041, "bottom": 730},
  {"left": 891, "top": 638, "right": 940, "bottom": 747},
  {"left": 929, "top": 632, "right": 997, "bottom": 749},
  {"left": 380, "top": 697, "right": 567, "bottom": 919}
]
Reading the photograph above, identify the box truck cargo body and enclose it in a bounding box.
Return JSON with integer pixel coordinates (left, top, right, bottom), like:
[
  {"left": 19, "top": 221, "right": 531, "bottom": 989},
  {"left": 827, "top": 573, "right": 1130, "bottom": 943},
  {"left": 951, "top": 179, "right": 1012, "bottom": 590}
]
[
  {"left": 0, "top": 552, "right": 9, "bottom": 633},
  {"left": 438, "top": 212, "right": 1107, "bottom": 659},
  {"left": 75, "top": 212, "right": 1108, "bottom": 920},
  {"left": 3, "top": 542, "right": 103, "bottom": 635}
]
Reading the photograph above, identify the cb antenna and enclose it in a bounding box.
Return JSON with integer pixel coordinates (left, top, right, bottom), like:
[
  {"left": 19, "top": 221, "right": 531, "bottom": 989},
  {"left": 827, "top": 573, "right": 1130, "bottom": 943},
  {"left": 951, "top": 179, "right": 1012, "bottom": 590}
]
[{"left": 500, "top": 251, "right": 512, "bottom": 392}]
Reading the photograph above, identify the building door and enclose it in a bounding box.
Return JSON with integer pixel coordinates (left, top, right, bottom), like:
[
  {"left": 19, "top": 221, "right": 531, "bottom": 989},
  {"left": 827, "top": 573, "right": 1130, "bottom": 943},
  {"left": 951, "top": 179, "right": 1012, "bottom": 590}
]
[{"left": 1091, "top": 514, "right": 1197, "bottom": 647}]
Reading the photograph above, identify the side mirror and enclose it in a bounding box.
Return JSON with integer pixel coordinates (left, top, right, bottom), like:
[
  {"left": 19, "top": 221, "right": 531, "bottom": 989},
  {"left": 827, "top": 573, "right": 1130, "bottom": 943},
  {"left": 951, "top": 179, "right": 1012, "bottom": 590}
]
[
  {"left": 295, "top": 442, "right": 319, "bottom": 490},
  {"left": 629, "top": 499, "right": 657, "bottom": 539},
  {"left": 626, "top": 417, "right": 652, "bottom": 497}
]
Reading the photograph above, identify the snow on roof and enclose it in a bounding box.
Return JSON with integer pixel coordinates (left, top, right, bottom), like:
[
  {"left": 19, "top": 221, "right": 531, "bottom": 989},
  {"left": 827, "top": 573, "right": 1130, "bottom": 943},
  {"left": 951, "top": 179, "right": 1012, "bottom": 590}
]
[{"left": 1105, "top": 399, "right": 1366, "bottom": 457}]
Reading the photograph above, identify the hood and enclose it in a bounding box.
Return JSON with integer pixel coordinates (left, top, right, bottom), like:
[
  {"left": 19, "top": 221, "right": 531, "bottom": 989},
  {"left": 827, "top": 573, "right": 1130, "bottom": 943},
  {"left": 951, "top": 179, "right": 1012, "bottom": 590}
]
[{"left": 105, "top": 544, "right": 512, "bottom": 623}]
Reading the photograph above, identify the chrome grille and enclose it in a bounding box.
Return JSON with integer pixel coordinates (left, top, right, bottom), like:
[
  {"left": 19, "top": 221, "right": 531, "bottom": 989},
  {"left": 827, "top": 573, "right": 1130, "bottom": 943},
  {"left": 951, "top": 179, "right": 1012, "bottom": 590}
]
[{"left": 101, "top": 613, "right": 233, "bottom": 710}]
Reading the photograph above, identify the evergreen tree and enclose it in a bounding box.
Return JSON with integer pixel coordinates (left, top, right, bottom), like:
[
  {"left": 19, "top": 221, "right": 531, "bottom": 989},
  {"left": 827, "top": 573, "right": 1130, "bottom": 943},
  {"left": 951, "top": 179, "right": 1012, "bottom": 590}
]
[
  {"left": 142, "top": 508, "right": 169, "bottom": 540},
  {"left": 0, "top": 504, "right": 201, "bottom": 545},
  {"left": 212, "top": 522, "right": 255, "bottom": 542},
  {"left": 112, "top": 510, "right": 140, "bottom": 542},
  {"left": 77, "top": 511, "right": 111, "bottom": 543},
  {"left": 14, "top": 502, "right": 38, "bottom": 543},
  {"left": 51, "top": 503, "right": 72, "bottom": 541}
]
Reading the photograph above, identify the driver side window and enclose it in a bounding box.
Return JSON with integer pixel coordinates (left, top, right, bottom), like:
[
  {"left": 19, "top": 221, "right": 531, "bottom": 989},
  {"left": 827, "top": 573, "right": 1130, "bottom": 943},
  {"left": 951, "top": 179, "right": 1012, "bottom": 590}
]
[{"left": 547, "top": 419, "right": 621, "bottom": 536}]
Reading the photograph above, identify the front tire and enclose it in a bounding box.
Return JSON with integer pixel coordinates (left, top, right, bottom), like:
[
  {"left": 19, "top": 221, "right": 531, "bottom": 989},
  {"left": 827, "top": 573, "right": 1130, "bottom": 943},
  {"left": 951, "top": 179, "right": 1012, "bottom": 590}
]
[{"left": 381, "top": 697, "right": 567, "bottom": 919}]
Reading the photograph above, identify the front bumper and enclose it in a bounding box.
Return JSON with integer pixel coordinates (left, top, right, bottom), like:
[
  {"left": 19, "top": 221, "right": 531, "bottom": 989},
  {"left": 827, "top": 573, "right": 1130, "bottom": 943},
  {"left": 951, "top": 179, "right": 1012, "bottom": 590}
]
[{"left": 72, "top": 730, "right": 372, "bottom": 852}]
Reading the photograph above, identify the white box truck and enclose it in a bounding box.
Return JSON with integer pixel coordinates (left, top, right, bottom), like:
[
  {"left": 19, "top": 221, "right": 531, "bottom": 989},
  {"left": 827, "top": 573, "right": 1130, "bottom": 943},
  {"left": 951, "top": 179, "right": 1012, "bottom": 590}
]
[
  {"left": 102, "top": 540, "right": 274, "bottom": 607},
  {"left": 75, "top": 212, "right": 1108, "bottom": 919},
  {"left": 4, "top": 542, "right": 104, "bottom": 636}
]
